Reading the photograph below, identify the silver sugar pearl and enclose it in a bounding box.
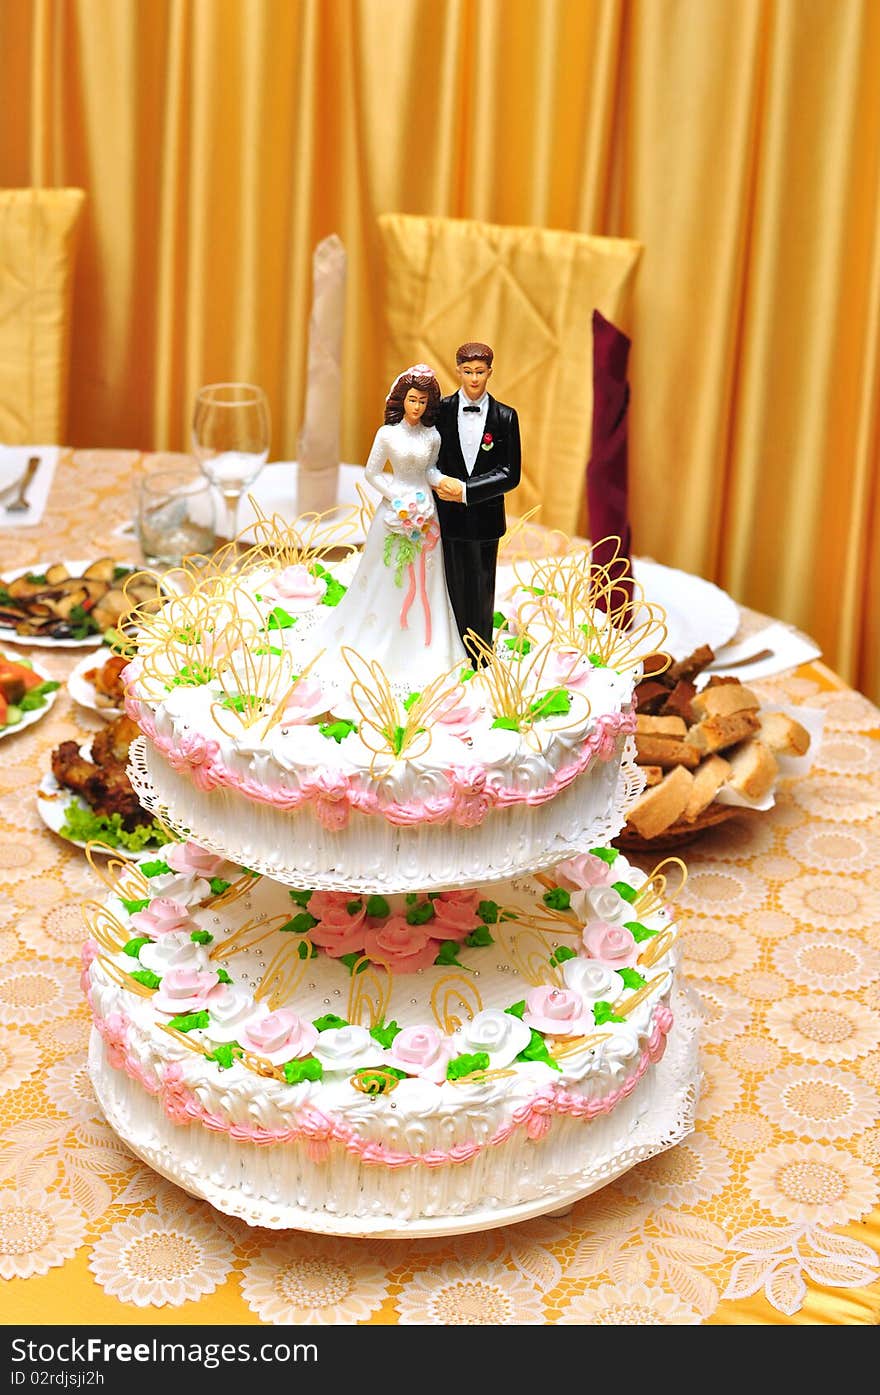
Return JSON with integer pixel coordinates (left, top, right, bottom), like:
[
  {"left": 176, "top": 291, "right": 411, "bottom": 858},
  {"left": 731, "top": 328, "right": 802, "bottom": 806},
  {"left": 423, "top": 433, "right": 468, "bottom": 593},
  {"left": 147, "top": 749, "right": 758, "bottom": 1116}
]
[{"left": 323, "top": 998, "right": 331, "bottom": 1005}]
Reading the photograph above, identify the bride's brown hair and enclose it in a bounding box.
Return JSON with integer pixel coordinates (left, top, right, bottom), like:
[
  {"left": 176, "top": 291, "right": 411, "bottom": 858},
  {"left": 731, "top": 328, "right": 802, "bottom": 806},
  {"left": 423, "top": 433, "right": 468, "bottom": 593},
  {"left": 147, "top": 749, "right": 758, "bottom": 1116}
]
[{"left": 384, "top": 367, "right": 441, "bottom": 426}]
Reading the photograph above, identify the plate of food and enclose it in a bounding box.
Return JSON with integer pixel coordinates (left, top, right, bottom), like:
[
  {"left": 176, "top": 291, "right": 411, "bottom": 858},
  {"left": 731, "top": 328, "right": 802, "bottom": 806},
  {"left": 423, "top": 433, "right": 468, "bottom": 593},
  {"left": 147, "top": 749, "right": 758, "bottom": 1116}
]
[
  {"left": 0, "top": 651, "right": 61, "bottom": 737},
  {"left": 38, "top": 716, "right": 168, "bottom": 857},
  {"left": 67, "top": 649, "right": 130, "bottom": 719},
  {"left": 616, "top": 644, "right": 821, "bottom": 850},
  {"left": 0, "top": 559, "right": 155, "bottom": 647}
]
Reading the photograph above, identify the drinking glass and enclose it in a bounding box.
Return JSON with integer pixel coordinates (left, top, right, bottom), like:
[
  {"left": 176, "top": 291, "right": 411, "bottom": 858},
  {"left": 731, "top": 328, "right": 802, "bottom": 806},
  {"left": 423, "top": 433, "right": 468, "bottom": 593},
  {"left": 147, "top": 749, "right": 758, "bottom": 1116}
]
[
  {"left": 136, "top": 466, "right": 216, "bottom": 567},
  {"left": 191, "top": 382, "right": 270, "bottom": 543}
]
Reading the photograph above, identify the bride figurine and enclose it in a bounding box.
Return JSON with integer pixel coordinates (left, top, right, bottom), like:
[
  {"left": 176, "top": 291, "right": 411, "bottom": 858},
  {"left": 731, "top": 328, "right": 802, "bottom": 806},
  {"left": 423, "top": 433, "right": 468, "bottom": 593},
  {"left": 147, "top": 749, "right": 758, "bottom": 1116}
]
[{"left": 317, "top": 365, "right": 468, "bottom": 688}]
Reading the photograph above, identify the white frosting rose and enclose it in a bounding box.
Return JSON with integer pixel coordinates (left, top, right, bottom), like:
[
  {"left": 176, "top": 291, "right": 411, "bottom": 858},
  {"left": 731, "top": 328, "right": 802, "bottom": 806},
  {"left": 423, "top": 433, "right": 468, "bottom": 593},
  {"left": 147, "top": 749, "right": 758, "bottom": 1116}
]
[
  {"left": 311, "top": 1024, "right": 386, "bottom": 1073},
  {"left": 572, "top": 885, "right": 632, "bottom": 926},
  {"left": 458, "top": 1008, "right": 532, "bottom": 1069},
  {"left": 562, "top": 956, "right": 620, "bottom": 1004},
  {"left": 138, "top": 931, "right": 209, "bottom": 978},
  {"left": 203, "top": 983, "right": 260, "bottom": 1043},
  {"left": 144, "top": 870, "right": 211, "bottom": 907}
]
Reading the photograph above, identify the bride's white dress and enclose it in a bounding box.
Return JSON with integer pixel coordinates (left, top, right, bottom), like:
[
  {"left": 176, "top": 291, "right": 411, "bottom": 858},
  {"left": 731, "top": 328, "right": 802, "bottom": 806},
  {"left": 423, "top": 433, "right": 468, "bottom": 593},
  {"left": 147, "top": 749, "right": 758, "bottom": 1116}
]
[{"left": 316, "top": 420, "right": 467, "bottom": 690}]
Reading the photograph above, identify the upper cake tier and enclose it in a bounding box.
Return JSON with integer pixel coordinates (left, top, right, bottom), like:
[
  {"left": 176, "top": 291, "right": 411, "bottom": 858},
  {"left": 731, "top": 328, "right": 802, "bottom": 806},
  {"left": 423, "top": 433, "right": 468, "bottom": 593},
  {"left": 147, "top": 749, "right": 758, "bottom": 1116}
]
[{"left": 122, "top": 519, "right": 666, "bottom": 892}]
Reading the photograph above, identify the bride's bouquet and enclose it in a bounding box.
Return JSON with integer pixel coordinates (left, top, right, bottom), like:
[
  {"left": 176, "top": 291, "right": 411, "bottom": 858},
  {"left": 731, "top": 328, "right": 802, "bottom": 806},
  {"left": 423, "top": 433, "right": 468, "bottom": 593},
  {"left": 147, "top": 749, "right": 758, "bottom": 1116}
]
[{"left": 382, "top": 487, "right": 440, "bottom": 586}]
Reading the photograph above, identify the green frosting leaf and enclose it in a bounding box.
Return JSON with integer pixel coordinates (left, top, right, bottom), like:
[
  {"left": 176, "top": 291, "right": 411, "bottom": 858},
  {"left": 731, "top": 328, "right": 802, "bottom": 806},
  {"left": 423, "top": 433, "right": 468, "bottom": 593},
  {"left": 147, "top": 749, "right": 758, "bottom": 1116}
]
[
  {"left": 491, "top": 715, "right": 521, "bottom": 731},
  {"left": 319, "top": 576, "right": 347, "bottom": 606},
  {"left": 366, "top": 895, "right": 390, "bottom": 918},
  {"left": 503, "top": 634, "right": 532, "bottom": 657},
  {"left": 338, "top": 953, "right": 368, "bottom": 975},
  {"left": 505, "top": 1000, "right": 527, "bottom": 1019},
  {"left": 288, "top": 888, "right": 313, "bottom": 907},
  {"left": 589, "top": 846, "right": 619, "bottom": 865},
  {"left": 209, "top": 877, "right": 231, "bottom": 895},
  {"left": 216, "top": 967, "right": 233, "bottom": 985},
  {"left": 297, "top": 940, "right": 318, "bottom": 959},
  {"left": 122, "top": 937, "right": 150, "bottom": 958},
  {"left": 616, "top": 966, "right": 647, "bottom": 990},
  {"left": 129, "top": 969, "right": 161, "bottom": 990},
  {"left": 369, "top": 1019, "right": 402, "bottom": 1048},
  {"left": 549, "top": 945, "right": 577, "bottom": 967},
  {"left": 529, "top": 687, "right": 572, "bottom": 720},
  {"left": 542, "top": 887, "right": 571, "bottom": 911},
  {"left": 492, "top": 610, "right": 509, "bottom": 631},
  {"left": 446, "top": 1051, "right": 491, "bottom": 1081},
  {"left": 266, "top": 606, "right": 297, "bottom": 630},
  {"left": 434, "top": 940, "right": 467, "bottom": 969},
  {"left": 312, "top": 1012, "right": 349, "bottom": 1032},
  {"left": 465, "top": 924, "right": 494, "bottom": 948},
  {"left": 190, "top": 929, "right": 213, "bottom": 945},
  {"left": 319, "top": 718, "right": 358, "bottom": 743},
  {"left": 624, "top": 920, "right": 657, "bottom": 943},
  {"left": 402, "top": 690, "right": 421, "bottom": 711},
  {"left": 281, "top": 911, "right": 318, "bottom": 934},
  {"left": 612, "top": 880, "right": 638, "bottom": 903},
  {"left": 587, "top": 652, "right": 605, "bottom": 667},
  {"left": 206, "top": 1042, "right": 242, "bottom": 1071},
  {"left": 593, "top": 1000, "right": 625, "bottom": 1025},
  {"left": 516, "top": 1029, "right": 562, "bottom": 1072},
  {"left": 282, "top": 1057, "right": 323, "bottom": 1084},
  {"left": 346, "top": 899, "right": 363, "bottom": 915},
  {"left": 406, "top": 900, "right": 436, "bottom": 925},
  {"left": 140, "top": 859, "right": 172, "bottom": 878},
  {"left": 120, "top": 897, "right": 151, "bottom": 915},
  {"left": 167, "top": 1010, "right": 210, "bottom": 1033}
]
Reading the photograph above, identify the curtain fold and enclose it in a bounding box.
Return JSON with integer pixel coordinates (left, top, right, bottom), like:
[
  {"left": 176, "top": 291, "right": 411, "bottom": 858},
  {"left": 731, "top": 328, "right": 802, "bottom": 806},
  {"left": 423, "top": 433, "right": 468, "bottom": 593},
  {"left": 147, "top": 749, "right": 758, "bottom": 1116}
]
[{"left": 1, "top": 0, "right": 878, "bottom": 701}]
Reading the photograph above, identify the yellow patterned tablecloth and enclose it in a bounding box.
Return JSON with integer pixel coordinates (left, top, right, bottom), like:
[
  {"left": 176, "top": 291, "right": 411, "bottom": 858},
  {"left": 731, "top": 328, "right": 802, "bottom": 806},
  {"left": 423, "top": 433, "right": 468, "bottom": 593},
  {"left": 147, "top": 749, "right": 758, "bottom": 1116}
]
[{"left": 1, "top": 451, "right": 878, "bottom": 1327}]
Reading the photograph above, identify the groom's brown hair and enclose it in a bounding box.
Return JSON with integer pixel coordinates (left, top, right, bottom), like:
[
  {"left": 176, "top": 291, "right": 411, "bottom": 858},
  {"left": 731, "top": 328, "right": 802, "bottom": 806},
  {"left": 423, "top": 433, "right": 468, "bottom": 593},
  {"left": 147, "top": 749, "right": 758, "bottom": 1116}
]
[{"left": 455, "top": 342, "right": 493, "bottom": 366}]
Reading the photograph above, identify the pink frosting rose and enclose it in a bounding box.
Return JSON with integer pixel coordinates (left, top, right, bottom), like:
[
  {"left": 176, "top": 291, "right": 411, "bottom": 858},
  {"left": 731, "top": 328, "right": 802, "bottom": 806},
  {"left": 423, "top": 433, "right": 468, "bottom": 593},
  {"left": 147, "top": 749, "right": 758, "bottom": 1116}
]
[
  {"left": 434, "top": 687, "right": 486, "bottom": 740},
  {"left": 449, "top": 767, "right": 492, "bottom": 827},
  {"left": 169, "top": 732, "right": 224, "bottom": 790},
  {"left": 130, "top": 897, "right": 198, "bottom": 939},
  {"left": 582, "top": 920, "right": 640, "bottom": 969},
  {"left": 262, "top": 563, "right": 325, "bottom": 609},
  {"left": 554, "top": 852, "right": 614, "bottom": 892},
  {"left": 522, "top": 985, "right": 594, "bottom": 1036},
  {"left": 280, "top": 677, "right": 327, "bottom": 725},
  {"left": 386, "top": 1025, "right": 454, "bottom": 1084},
  {"left": 362, "top": 916, "right": 440, "bottom": 974},
  {"left": 164, "top": 841, "right": 227, "bottom": 877},
  {"left": 310, "top": 890, "right": 367, "bottom": 937},
  {"left": 310, "top": 770, "right": 352, "bottom": 830},
  {"left": 431, "top": 889, "right": 481, "bottom": 942},
  {"left": 546, "top": 646, "right": 593, "bottom": 692},
  {"left": 152, "top": 966, "right": 221, "bottom": 1015},
  {"left": 309, "top": 912, "right": 367, "bottom": 957},
  {"left": 240, "top": 1009, "right": 318, "bottom": 1063}
]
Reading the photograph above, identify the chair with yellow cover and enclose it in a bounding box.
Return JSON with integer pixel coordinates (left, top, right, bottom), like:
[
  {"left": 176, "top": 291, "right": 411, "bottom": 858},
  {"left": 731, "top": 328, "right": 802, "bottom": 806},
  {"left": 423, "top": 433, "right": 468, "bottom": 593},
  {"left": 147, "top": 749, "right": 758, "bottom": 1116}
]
[
  {"left": 377, "top": 213, "right": 641, "bottom": 536},
  {"left": 0, "top": 187, "right": 86, "bottom": 445}
]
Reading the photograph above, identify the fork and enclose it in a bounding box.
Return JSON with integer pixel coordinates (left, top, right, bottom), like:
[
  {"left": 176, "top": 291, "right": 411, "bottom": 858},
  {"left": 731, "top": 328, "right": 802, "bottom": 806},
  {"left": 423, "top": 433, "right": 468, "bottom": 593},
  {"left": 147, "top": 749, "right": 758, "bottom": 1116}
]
[{"left": 2, "top": 456, "right": 41, "bottom": 512}]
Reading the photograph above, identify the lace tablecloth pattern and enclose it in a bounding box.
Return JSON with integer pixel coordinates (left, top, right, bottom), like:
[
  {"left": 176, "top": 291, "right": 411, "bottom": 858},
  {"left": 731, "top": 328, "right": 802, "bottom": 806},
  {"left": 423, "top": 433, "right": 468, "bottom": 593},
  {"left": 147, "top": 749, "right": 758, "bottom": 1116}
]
[{"left": 1, "top": 451, "right": 878, "bottom": 1326}]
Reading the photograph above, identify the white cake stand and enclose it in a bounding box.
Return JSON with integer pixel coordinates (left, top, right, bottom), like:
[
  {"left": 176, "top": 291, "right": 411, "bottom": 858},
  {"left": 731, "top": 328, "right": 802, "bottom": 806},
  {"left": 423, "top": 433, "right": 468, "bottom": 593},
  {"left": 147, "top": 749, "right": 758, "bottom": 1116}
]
[{"left": 89, "top": 986, "right": 701, "bottom": 1239}]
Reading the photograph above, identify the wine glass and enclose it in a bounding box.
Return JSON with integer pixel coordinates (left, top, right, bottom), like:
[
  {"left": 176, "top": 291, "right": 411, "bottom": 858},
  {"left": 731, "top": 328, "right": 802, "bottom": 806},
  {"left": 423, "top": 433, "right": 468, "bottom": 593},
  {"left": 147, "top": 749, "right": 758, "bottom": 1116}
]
[{"left": 191, "top": 382, "right": 270, "bottom": 544}]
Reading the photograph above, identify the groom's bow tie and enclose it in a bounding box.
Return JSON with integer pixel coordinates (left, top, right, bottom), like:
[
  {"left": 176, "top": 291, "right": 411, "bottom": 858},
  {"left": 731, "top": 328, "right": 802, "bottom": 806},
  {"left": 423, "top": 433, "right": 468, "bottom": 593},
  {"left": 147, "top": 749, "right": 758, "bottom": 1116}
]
[{"left": 461, "top": 403, "right": 481, "bottom": 413}]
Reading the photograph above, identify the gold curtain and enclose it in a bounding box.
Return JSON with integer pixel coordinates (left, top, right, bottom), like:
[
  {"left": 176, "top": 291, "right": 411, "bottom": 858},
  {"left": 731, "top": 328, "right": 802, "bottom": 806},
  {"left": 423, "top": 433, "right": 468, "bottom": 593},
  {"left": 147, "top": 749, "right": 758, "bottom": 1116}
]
[{"left": 2, "top": 0, "right": 878, "bottom": 701}]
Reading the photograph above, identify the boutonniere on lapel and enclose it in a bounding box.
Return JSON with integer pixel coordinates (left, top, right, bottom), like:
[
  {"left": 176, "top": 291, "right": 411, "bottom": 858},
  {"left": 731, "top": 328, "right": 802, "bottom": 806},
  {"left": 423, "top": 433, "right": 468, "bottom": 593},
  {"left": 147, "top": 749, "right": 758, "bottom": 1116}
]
[{"left": 481, "top": 432, "right": 494, "bottom": 452}]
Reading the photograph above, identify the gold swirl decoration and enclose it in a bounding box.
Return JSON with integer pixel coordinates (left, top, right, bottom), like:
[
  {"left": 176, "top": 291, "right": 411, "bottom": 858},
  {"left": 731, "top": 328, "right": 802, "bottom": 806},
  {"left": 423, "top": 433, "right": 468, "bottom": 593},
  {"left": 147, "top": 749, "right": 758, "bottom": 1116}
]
[
  {"left": 341, "top": 647, "right": 463, "bottom": 772},
  {"left": 430, "top": 975, "right": 483, "bottom": 1033},
  {"left": 347, "top": 958, "right": 392, "bottom": 1028}
]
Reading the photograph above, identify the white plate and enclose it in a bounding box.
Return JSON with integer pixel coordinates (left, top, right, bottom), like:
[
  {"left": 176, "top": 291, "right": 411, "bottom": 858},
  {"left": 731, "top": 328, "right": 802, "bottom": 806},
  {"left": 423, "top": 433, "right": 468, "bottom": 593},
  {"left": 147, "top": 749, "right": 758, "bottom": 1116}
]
[
  {"left": 0, "top": 653, "right": 60, "bottom": 739},
  {"left": 0, "top": 558, "right": 137, "bottom": 649},
  {"left": 37, "top": 744, "right": 163, "bottom": 860},
  {"left": 67, "top": 649, "right": 124, "bottom": 719},
  {"left": 496, "top": 554, "right": 740, "bottom": 663}
]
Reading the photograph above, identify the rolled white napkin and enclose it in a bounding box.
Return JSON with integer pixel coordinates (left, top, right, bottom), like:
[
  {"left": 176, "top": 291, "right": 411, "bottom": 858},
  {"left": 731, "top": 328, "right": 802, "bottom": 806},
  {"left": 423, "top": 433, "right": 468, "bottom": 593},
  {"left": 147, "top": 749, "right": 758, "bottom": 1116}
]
[{"left": 296, "top": 235, "right": 347, "bottom": 518}]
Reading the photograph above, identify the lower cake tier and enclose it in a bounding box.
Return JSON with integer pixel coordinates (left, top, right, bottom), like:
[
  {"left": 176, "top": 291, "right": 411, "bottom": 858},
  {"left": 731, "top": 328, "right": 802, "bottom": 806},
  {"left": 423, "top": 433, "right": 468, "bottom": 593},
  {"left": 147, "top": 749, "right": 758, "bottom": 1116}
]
[
  {"left": 83, "top": 838, "right": 695, "bottom": 1227},
  {"left": 127, "top": 731, "right": 644, "bottom": 893}
]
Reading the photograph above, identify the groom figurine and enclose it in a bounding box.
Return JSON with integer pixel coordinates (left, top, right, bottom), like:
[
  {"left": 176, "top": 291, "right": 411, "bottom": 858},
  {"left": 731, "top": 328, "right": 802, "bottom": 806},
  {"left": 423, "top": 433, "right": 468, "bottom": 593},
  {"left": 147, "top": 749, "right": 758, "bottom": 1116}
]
[{"left": 432, "top": 342, "right": 521, "bottom": 660}]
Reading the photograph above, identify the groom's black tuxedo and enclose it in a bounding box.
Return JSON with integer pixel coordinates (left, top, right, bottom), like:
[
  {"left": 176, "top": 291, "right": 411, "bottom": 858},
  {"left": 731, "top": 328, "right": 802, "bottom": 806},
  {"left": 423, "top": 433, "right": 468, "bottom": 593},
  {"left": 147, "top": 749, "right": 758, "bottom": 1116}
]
[{"left": 434, "top": 392, "right": 521, "bottom": 657}]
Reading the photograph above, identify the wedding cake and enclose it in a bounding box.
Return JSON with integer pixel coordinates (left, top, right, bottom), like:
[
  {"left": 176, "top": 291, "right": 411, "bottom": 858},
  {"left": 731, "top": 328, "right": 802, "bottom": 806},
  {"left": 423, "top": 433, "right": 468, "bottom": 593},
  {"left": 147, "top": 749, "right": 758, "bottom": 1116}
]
[{"left": 84, "top": 363, "right": 697, "bottom": 1232}]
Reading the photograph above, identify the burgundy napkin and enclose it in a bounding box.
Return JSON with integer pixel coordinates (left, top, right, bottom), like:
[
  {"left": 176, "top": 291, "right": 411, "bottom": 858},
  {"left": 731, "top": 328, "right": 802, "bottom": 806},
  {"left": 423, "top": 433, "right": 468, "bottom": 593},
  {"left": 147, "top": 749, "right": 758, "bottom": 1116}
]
[{"left": 586, "top": 309, "right": 634, "bottom": 622}]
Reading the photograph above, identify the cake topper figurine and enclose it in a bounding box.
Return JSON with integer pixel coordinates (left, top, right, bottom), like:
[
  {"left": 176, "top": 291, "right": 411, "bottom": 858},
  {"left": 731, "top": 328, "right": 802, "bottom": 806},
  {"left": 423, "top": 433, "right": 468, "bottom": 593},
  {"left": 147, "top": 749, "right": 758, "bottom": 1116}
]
[{"left": 433, "top": 342, "right": 522, "bottom": 661}]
